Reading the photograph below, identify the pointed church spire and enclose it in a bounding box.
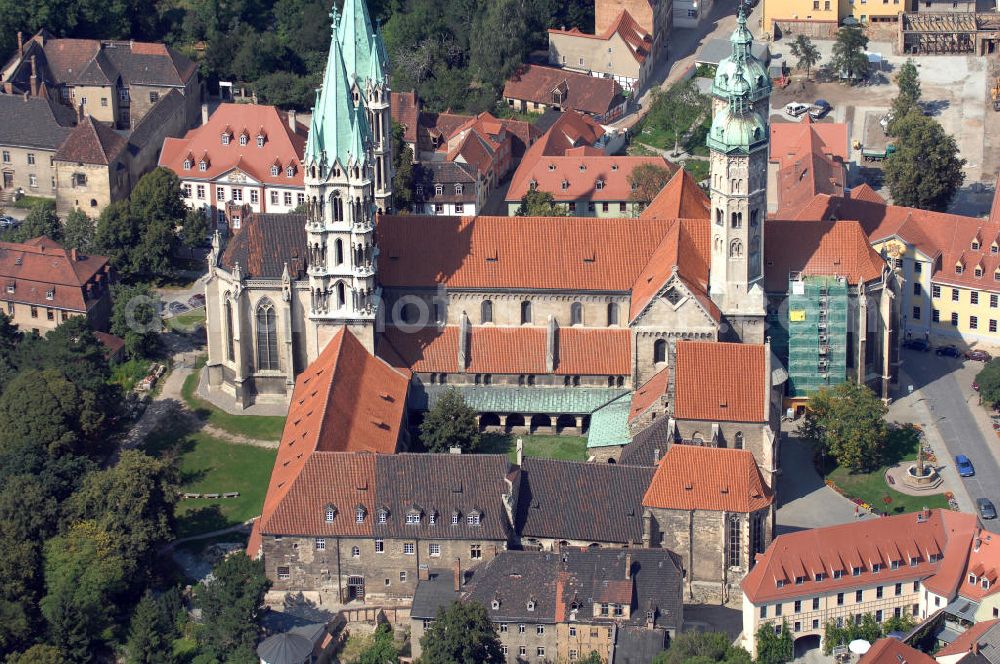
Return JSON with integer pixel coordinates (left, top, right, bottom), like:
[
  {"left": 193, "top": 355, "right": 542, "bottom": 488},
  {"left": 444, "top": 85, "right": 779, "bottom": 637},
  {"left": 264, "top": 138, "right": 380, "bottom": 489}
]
[{"left": 337, "top": 0, "right": 389, "bottom": 89}]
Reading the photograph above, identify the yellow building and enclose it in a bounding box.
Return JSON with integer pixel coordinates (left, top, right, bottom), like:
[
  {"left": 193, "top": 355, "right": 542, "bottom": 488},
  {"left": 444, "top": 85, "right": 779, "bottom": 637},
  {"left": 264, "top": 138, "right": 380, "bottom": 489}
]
[{"left": 762, "top": 0, "right": 908, "bottom": 37}]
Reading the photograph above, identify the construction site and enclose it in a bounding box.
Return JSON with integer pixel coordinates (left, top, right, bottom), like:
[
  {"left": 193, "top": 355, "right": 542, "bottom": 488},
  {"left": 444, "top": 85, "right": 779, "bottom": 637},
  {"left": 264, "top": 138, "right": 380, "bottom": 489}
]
[{"left": 899, "top": 12, "right": 1000, "bottom": 55}]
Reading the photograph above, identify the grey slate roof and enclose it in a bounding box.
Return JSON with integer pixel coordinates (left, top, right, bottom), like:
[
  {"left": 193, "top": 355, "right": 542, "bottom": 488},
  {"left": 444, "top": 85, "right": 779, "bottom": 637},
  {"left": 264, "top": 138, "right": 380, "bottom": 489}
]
[
  {"left": 414, "top": 161, "right": 478, "bottom": 204},
  {"left": 220, "top": 213, "right": 307, "bottom": 280},
  {"left": 411, "top": 569, "right": 462, "bottom": 619},
  {"left": 128, "top": 89, "right": 184, "bottom": 150},
  {"left": 466, "top": 551, "right": 562, "bottom": 623},
  {"left": 0, "top": 94, "right": 76, "bottom": 150},
  {"left": 619, "top": 417, "right": 673, "bottom": 467},
  {"left": 373, "top": 453, "right": 514, "bottom": 542},
  {"left": 615, "top": 626, "right": 669, "bottom": 663},
  {"left": 516, "top": 458, "right": 651, "bottom": 545},
  {"left": 256, "top": 632, "right": 313, "bottom": 664},
  {"left": 412, "top": 384, "right": 629, "bottom": 416}
]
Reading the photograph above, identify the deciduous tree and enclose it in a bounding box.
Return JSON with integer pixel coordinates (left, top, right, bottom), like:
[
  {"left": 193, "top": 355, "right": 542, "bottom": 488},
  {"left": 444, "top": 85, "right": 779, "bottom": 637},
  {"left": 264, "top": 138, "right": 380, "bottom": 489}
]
[
  {"left": 629, "top": 163, "right": 674, "bottom": 211},
  {"left": 976, "top": 359, "right": 1000, "bottom": 406},
  {"left": 755, "top": 621, "right": 793, "bottom": 664},
  {"left": 830, "top": 26, "right": 869, "bottom": 83},
  {"left": 419, "top": 388, "right": 481, "bottom": 453},
  {"left": 111, "top": 283, "right": 162, "bottom": 359},
  {"left": 652, "top": 631, "right": 752, "bottom": 664},
  {"left": 358, "top": 622, "right": 400, "bottom": 664},
  {"left": 63, "top": 209, "right": 96, "bottom": 253},
  {"left": 883, "top": 112, "right": 965, "bottom": 212},
  {"left": 418, "top": 601, "right": 505, "bottom": 664},
  {"left": 789, "top": 35, "right": 821, "bottom": 79},
  {"left": 516, "top": 189, "right": 567, "bottom": 217},
  {"left": 800, "top": 381, "right": 888, "bottom": 472},
  {"left": 194, "top": 553, "right": 271, "bottom": 662}
]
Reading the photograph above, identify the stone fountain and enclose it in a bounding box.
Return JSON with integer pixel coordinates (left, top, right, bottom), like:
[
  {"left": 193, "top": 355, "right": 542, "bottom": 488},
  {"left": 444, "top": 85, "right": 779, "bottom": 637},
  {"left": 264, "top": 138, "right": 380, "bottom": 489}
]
[{"left": 901, "top": 445, "right": 942, "bottom": 491}]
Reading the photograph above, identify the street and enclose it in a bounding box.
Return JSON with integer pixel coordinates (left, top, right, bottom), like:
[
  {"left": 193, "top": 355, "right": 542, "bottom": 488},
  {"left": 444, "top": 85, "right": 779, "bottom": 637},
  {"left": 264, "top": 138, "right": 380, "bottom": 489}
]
[{"left": 897, "top": 350, "right": 1000, "bottom": 532}]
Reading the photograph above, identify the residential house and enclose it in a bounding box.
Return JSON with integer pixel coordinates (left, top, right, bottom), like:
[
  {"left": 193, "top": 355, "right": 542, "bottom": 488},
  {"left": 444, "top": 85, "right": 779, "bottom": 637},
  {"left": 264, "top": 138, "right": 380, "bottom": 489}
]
[
  {"left": 159, "top": 103, "right": 309, "bottom": 232},
  {"left": 0, "top": 236, "right": 112, "bottom": 334},
  {"left": 768, "top": 116, "right": 849, "bottom": 216},
  {"left": 502, "top": 64, "right": 628, "bottom": 123},
  {"left": 740, "top": 509, "right": 979, "bottom": 657},
  {"left": 1, "top": 30, "right": 201, "bottom": 129},
  {"left": 0, "top": 93, "right": 75, "bottom": 201},
  {"left": 862, "top": 638, "right": 938, "bottom": 664},
  {"left": 762, "top": 0, "right": 911, "bottom": 38},
  {"left": 410, "top": 548, "right": 684, "bottom": 663},
  {"left": 548, "top": 11, "right": 657, "bottom": 92},
  {"left": 413, "top": 161, "right": 482, "bottom": 216}
]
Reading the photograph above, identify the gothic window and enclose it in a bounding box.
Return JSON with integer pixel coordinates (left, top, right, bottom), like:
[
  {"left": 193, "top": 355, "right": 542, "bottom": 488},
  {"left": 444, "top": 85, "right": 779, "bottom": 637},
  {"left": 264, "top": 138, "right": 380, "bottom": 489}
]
[
  {"left": 335, "top": 239, "right": 344, "bottom": 265},
  {"left": 481, "top": 300, "right": 493, "bottom": 324},
  {"left": 730, "top": 240, "right": 743, "bottom": 258},
  {"left": 715, "top": 208, "right": 723, "bottom": 226},
  {"left": 728, "top": 513, "right": 742, "bottom": 568},
  {"left": 224, "top": 295, "right": 235, "bottom": 362},
  {"left": 336, "top": 282, "right": 346, "bottom": 309},
  {"left": 752, "top": 512, "right": 765, "bottom": 560},
  {"left": 731, "top": 212, "right": 742, "bottom": 229},
  {"left": 570, "top": 302, "right": 583, "bottom": 326},
  {"left": 734, "top": 431, "right": 744, "bottom": 449},
  {"left": 255, "top": 299, "right": 279, "bottom": 371},
  {"left": 521, "top": 301, "right": 532, "bottom": 324},
  {"left": 333, "top": 194, "right": 344, "bottom": 222},
  {"left": 607, "top": 302, "right": 619, "bottom": 326},
  {"left": 653, "top": 339, "right": 667, "bottom": 364}
]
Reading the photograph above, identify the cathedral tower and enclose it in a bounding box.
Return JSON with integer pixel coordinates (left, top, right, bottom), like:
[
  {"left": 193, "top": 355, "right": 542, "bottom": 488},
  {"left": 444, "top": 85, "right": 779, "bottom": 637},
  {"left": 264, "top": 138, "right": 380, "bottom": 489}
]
[
  {"left": 337, "top": 0, "right": 393, "bottom": 212},
  {"left": 706, "top": 8, "right": 770, "bottom": 344},
  {"left": 303, "top": 13, "right": 378, "bottom": 352}
]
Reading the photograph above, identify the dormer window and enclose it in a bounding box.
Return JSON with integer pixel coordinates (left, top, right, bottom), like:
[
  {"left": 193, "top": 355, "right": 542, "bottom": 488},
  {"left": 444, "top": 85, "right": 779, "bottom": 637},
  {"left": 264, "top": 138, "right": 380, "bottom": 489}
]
[
  {"left": 872, "top": 563, "right": 882, "bottom": 573},
  {"left": 596, "top": 179, "right": 605, "bottom": 191},
  {"left": 435, "top": 184, "right": 443, "bottom": 196},
  {"left": 239, "top": 134, "right": 248, "bottom": 146},
  {"left": 547, "top": 164, "right": 555, "bottom": 172},
  {"left": 983, "top": 579, "right": 991, "bottom": 590},
  {"left": 5, "top": 283, "right": 13, "bottom": 294},
  {"left": 455, "top": 184, "right": 463, "bottom": 195},
  {"left": 45, "top": 289, "right": 54, "bottom": 301},
  {"left": 992, "top": 243, "right": 999, "bottom": 255},
  {"left": 324, "top": 504, "right": 336, "bottom": 523},
  {"left": 451, "top": 511, "right": 460, "bottom": 525},
  {"left": 492, "top": 599, "right": 501, "bottom": 610},
  {"left": 355, "top": 506, "right": 366, "bottom": 523},
  {"left": 970, "top": 574, "right": 978, "bottom": 584},
  {"left": 416, "top": 185, "right": 424, "bottom": 196},
  {"left": 429, "top": 511, "right": 438, "bottom": 525},
  {"left": 956, "top": 263, "right": 965, "bottom": 275},
  {"left": 406, "top": 512, "right": 421, "bottom": 525},
  {"left": 221, "top": 133, "right": 231, "bottom": 145},
  {"left": 611, "top": 164, "right": 618, "bottom": 171},
  {"left": 795, "top": 576, "right": 805, "bottom": 585},
  {"left": 527, "top": 600, "right": 536, "bottom": 612},
  {"left": 467, "top": 511, "right": 481, "bottom": 526},
  {"left": 529, "top": 179, "right": 537, "bottom": 191},
  {"left": 286, "top": 166, "right": 295, "bottom": 177},
  {"left": 561, "top": 179, "right": 569, "bottom": 190},
  {"left": 976, "top": 266, "right": 984, "bottom": 278},
  {"left": 910, "top": 556, "right": 920, "bottom": 566},
  {"left": 271, "top": 165, "right": 280, "bottom": 177},
  {"left": 815, "top": 572, "right": 827, "bottom": 581},
  {"left": 199, "top": 161, "right": 208, "bottom": 172},
  {"left": 852, "top": 566, "right": 862, "bottom": 576},
  {"left": 833, "top": 569, "right": 843, "bottom": 579},
  {"left": 378, "top": 508, "right": 389, "bottom": 524},
  {"left": 776, "top": 579, "right": 786, "bottom": 588},
  {"left": 183, "top": 159, "right": 191, "bottom": 170},
  {"left": 973, "top": 240, "right": 981, "bottom": 250},
  {"left": 256, "top": 136, "right": 265, "bottom": 148}
]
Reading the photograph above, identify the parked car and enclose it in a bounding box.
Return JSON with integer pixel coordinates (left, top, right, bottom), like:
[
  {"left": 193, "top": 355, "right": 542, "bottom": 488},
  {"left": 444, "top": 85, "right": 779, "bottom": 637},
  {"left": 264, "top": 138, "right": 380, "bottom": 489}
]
[
  {"left": 956, "top": 454, "right": 975, "bottom": 477},
  {"left": 809, "top": 99, "right": 832, "bottom": 120},
  {"left": 166, "top": 301, "right": 190, "bottom": 316},
  {"left": 966, "top": 349, "right": 992, "bottom": 362},
  {"left": 977, "top": 498, "right": 997, "bottom": 520},
  {"left": 187, "top": 294, "right": 206, "bottom": 308},
  {"left": 0, "top": 215, "right": 18, "bottom": 228},
  {"left": 935, "top": 345, "right": 962, "bottom": 357},
  {"left": 784, "top": 102, "right": 810, "bottom": 117},
  {"left": 902, "top": 339, "right": 930, "bottom": 352},
  {"left": 974, "top": 380, "right": 980, "bottom": 392}
]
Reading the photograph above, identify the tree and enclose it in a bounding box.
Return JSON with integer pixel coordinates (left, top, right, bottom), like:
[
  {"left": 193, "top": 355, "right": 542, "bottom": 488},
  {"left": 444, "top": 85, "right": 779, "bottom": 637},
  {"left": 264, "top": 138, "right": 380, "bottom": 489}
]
[
  {"left": 194, "top": 553, "right": 271, "bottom": 662},
  {"left": 95, "top": 201, "right": 138, "bottom": 276},
  {"left": 976, "top": 359, "right": 1000, "bottom": 406},
  {"left": 895, "top": 59, "right": 921, "bottom": 106},
  {"left": 12, "top": 200, "right": 62, "bottom": 243},
  {"left": 130, "top": 167, "right": 187, "bottom": 227},
  {"left": 419, "top": 387, "right": 481, "bottom": 453},
  {"left": 62, "top": 209, "right": 96, "bottom": 253},
  {"left": 392, "top": 121, "right": 418, "bottom": 212},
  {"left": 629, "top": 163, "right": 674, "bottom": 210},
  {"left": 644, "top": 80, "right": 710, "bottom": 155},
  {"left": 126, "top": 591, "right": 179, "bottom": 664},
  {"left": 652, "top": 631, "right": 751, "bottom": 664},
  {"left": 110, "top": 283, "right": 162, "bottom": 359},
  {"left": 418, "top": 601, "right": 505, "bottom": 664},
  {"left": 578, "top": 653, "right": 603, "bottom": 664},
  {"left": 789, "top": 35, "right": 822, "bottom": 79},
  {"left": 801, "top": 381, "right": 888, "bottom": 472},
  {"left": 182, "top": 208, "right": 210, "bottom": 249},
  {"left": 516, "top": 189, "right": 567, "bottom": 217},
  {"left": 755, "top": 621, "right": 793, "bottom": 664},
  {"left": 830, "top": 26, "right": 869, "bottom": 83},
  {"left": 883, "top": 112, "right": 966, "bottom": 212},
  {"left": 7, "top": 645, "right": 67, "bottom": 664},
  {"left": 469, "top": 0, "right": 531, "bottom": 97},
  {"left": 358, "top": 622, "right": 400, "bottom": 664}
]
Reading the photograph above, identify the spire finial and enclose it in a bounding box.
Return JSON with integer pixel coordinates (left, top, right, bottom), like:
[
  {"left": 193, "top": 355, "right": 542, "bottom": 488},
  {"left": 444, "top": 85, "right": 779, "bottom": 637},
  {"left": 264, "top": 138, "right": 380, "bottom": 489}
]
[{"left": 330, "top": 5, "right": 339, "bottom": 32}]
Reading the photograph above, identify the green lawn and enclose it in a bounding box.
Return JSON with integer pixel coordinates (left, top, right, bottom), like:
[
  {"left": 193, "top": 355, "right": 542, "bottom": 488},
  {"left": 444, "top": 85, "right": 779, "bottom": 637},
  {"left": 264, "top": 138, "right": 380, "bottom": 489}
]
[
  {"left": 12, "top": 194, "right": 53, "bottom": 209},
  {"left": 478, "top": 433, "right": 587, "bottom": 462},
  {"left": 821, "top": 426, "right": 951, "bottom": 515},
  {"left": 145, "top": 422, "right": 277, "bottom": 537},
  {"left": 181, "top": 355, "right": 286, "bottom": 441},
  {"left": 110, "top": 357, "right": 152, "bottom": 392},
  {"left": 626, "top": 142, "right": 659, "bottom": 156},
  {"left": 166, "top": 306, "right": 206, "bottom": 332}
]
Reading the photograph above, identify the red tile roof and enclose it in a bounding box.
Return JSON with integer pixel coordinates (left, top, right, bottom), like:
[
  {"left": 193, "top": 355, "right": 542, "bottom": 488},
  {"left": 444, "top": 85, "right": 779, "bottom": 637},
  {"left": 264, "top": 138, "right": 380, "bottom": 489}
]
[
  {"left": 935, "top": 619, "right": 1000, "bottom": 657},
  {"left": 535, "top": 111, "right": 606, "bottom": 157},
  {"left": 849, "top": 183, "right": 885, "bottom": 205},
  {"left": 956, "top": 529, "right": 1000, "bottom": 601},
  {"left": 991, "top": 173, "right": 1000, "bottom": 224},
  {"left": 159, "top": 103, "right": 306, "bottom": 186},
  {"left": 674, "top": 341, "right": 767, "bottom": 422},
  {"left": 642, "top": 445, "right": 773, "bottom": 513},
  {"left": 549, "top": 10, "right": 653, "bottom": 64},
  {"left": 380, "top": 325, "right": 631, "bottom": 376},
  {"left": 503, "top": 64, "right": 624, "bottom": 117},
  {"left": 640, "top": 168, "right": 711, "bottom": 221},
  {"left": 376, "top": 214, "right": 676, "bottom": 292},
  {"left": 507, "top": 152, "right": 674, "bottom": 204},
  {"left": 741, "top": 510, "right": 978, "bottom": 604},
  {"left": 629, "top": 366, "right": 669, "bottom": 422},
  {"left": 391, "top": 91, "right": 419, "bottom": 145},
  {"left": 861, "top": 638, "right": 937, "bottom": 664},
  {"left": 763, "top": 219, "right": 887, "bottom": 292},
  {"left": 0, "top": 237, "right": 109, "bottom": 312},
  {"left": 54, "top": 115, "right": 127, "bottom": 165},
  {"left": 770, "top": 118, "right": 849, "bottom": 165}
]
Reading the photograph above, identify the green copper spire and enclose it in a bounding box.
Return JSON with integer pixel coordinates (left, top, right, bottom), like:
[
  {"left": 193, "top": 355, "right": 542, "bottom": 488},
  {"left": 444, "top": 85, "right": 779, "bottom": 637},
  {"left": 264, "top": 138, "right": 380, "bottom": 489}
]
[
  {"left": 305, "top": 28, "right": 372, "bottom": 168},
  {"left": 710, "top": 5, "right": 771, "bottom": 104},
  {"left": 337, "top": 0, "right": 389, "bottom": 89}
]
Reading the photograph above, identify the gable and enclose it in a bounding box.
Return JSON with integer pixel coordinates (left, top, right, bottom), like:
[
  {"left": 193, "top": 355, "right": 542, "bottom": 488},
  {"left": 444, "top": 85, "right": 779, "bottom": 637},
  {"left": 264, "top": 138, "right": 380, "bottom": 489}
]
[{"left": 631, "top": 274, "right": 718, "bottom": 330}]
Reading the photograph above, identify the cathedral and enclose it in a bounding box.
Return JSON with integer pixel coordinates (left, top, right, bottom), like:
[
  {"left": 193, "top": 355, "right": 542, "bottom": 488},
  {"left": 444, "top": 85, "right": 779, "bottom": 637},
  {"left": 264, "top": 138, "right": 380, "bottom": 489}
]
[{"left": 203, "top": 3, "right": 896, "bottom": 439}]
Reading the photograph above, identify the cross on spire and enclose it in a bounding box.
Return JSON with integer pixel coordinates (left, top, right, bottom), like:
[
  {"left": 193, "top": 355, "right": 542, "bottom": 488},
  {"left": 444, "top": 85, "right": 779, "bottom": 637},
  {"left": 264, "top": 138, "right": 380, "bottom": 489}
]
[{"left": 329, "top": 5, "right": 339, "bottom": 32}]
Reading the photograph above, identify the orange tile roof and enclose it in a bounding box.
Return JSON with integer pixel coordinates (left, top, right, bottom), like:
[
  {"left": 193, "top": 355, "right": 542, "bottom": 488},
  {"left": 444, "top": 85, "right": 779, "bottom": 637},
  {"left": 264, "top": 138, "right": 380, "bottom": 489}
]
[
  {"left": 376, "top": 214, "right": 675, "bottom": 292},
  {"left": 380, "top": 325, "right": 631, "bottom": 376},
  {"left": 763, "top": 219, "right": 887, "bottom": 292},
  {"left": 990, "top": 173, "right": 1000, "bottom": 224},
  {"left": 507, "top": 152, "right": 674, "bottom": 204},
  {"left": 936, "top": 619, "right": 1000, "bottom": 657},
  {"left": 741, "top": 510, "right": 977, "bottom": 604},
  {"left": 674, "top": 341, "right": 766, "bottom": 422},
  {"left": 642, "top": 446, "right": 773, "bottom": 513},
  {"left": 770, "top": 119, "right": 849, "bottom": 218},
  {"left": 159, "top": 103, "right": 306, "bottom": 186},
  {"left": 391, "top": 90, "right": 419, "bottom": 144},
  {"left": 640, "top": 169, "right": 711, "bottom": 221},
  {"left": 537, "top": 111, "right": 606, "bottom": 157},
  {"left": 957, "top": 529, "right": 1000, "bottom": 601},
  {"left": 0, "top": 236, "right": 109, "bottom": 312},
  {"left": 850, "top": 183, "right": 885, "bottom": 205},
  {"left": 861, "top": 638, "right": 936, "bottom": 664},
  {"left": 770, "top": 118, "right": 849, "bottom": 165},
  {"left": 503, "top": 64, "right": 624, "bottom": 117},
  {"left": 629, "top": 366, "right": 669, "bottom": 422}
]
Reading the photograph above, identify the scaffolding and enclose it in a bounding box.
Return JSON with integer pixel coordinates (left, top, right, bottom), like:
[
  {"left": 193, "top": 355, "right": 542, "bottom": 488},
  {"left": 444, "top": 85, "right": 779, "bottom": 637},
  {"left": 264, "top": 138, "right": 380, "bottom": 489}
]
[
  {"left": 786, "top": 274, "right": 849, "bottom": 398},
  {"left": 900, "top": 13, "right": 1000, "bottom": 55}
]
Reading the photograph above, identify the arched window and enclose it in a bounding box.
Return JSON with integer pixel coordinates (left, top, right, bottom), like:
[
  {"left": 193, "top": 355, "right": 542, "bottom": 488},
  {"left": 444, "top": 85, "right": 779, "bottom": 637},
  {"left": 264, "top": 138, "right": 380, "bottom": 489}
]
[
  {"left": 481, "top": 300, "right": 493, "bottom": 324},
  {"left": 335, "top": 239, "right": 344, "bottom": 265},
  {"left": 607, "top": 302, "right": 619, "bottom": 326},
  {"left": 351, "top": 546, "right": 361, "bottom": 558},
  {"left": 224, "top": 296, "right": 235, "bottom": 362},
  {"left": 521, "top": 301, "right": 532, "bottom": 324},
  {"left": 570, "top": 302, "right": 583, "bottom": 326},
  {"left": 730, "top": 239, "right": 743, "bottom": 258},
  {"left": 734, "top": 431, "right": 744, "bottom": 449},
  {"left": 653, "top": 339, "right": 667, "bottom": 364},
  {"left": 716, "top": 208, "right": 723, "bottom": 226},
  {"left": 332, "top": 193, "right": 344, "bottom": 222},
  {"left": 336, "top": 282, "right": 346, "bottom": 309},
  {"left": 255, "top": 299, "right": 279, "bottom": 371},
  {"left": 728, "top": 513, "right": 742, "bottom": 568},
  {"left": 731, "top": 211, "right": 742, "bottom": 228}
]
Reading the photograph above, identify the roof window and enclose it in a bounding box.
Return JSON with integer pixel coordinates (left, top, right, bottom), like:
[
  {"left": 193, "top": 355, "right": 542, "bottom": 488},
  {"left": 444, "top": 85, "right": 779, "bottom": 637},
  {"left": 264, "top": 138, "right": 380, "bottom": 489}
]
[{"left": 324, "top": 504, "right": 336, "bottom": 523}]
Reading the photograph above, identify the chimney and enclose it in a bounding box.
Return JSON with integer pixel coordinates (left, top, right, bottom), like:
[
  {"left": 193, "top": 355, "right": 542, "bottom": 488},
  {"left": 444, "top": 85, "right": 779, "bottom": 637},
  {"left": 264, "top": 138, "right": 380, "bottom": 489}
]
[
  {"left": 973, "top": 643, "right": 981, "bottom": 655},
  {"left": 546, "top": 315, "right": 557, "bottom": 372},
  {"left": 288, "top": 108, "right": 298, "bottom": 132},
  {"left": 17, "top": 32, "right": 23, "bottom": 57},
  {"left": 516, "top": 438, "right": 524, "bottom": 467},
  {"left": 625, "top": 553, "right": 632, "bottom": 580},
  {"left": 418, "top": 564, "right": 429, "bottom": 581},
  {"left": 70, "top": 248, "right": 78, "bottom": 262},
  {"left": 29, "top": 55, "right": 37, "bottom": 97},
  {"left": 653, "top": 448, "right": 660, "bottom": 465},
  {"left": 458, "top": 311, "right": 470, "bottom": 371},
  {"left": 77, "top": 101, "right": 85, "bottom": 122},
  {"left": 201, "top": 102, "right": 209, "bottom": 126},
  {"left": 453, "top": 558, "right": 462, "bottom": 592}
]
